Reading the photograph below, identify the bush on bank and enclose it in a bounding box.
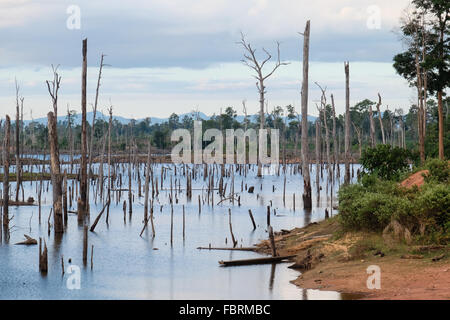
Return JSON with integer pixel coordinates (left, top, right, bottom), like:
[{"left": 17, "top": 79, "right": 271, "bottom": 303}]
[{"left": 338, "top": 159, "right": 450, "bottom": 243}]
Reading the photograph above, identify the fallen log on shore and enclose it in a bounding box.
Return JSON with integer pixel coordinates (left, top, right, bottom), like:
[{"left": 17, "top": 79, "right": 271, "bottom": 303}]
[
  {"left": 197, "top": 247, "right": 257, "bottom": 251},
  {"left": 219, "top": 255, "right": 296, "bottom": 267}
]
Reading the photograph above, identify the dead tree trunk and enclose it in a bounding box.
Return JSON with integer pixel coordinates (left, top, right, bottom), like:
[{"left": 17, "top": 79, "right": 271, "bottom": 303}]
[
  {"left": 315, "top": 120, "right": 320, "bottom": 195},
  {"left": 141, "top": 143, "right": 151, "bottom": 236},
  {"left": 301, "top": 21, "right": 312, "bottom": 209},
  {"left": 352, "top": 122, "right": 362, "bottom": 159},
  {"left": 87, "top": 54, "right": 106, "bottom": 205},
  {"left": 48, "top": 112, "right": 63, "bottom": 234},
  {"left": 67, "top": 108, "right": 74, "bottom": 173},
  {"left": 106, "top": 107, "right": 112, "bottom": 222},
  {"left": 128, "top": 146, "right": 132, "bottom": 217},
  {"left": 369, "top": 104, "right": 376, "bottom": 147},
  {"left": 14, "top": 80, "right": 21, "bottom": 203},
  {"left": 238, "top": 32, "right": 288, "bottom": 177},
  {"left": 98, "top": 134, "right": 106, "bottom": 200},
  {"left": 331, "top": 94, "right": 339, "bottom": 180},
  {"left": 79, "top": 38, "right": 88, "bottom": 221},
  {"left": 376, "top": 93, "right": 386, "bottom": 144},
  {"left": 39, "top": 238, "right": 48, "bottom": 273},
  {"left": 316, "top": 83, "right": 331, "bottom": 178},
  {"left": 63, "top": 170, "right": 68, "bottom": 226},
  {"left": 3, "top": 116, "right": 11, "bottom": 240},
  {"left": 83, "top": 225, "right": 88, "bottom": 266},
  {"left": 344, "top": 62, "right": 351, "bottom": 185},
  {"left": 228, "top": 208, "right": 237, "bottom": 248}
]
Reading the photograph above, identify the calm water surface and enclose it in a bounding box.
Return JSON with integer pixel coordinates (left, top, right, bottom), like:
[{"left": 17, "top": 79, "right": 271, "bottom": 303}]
[{"left": 0, "top": 161, "right": 359, "bottom": 299}]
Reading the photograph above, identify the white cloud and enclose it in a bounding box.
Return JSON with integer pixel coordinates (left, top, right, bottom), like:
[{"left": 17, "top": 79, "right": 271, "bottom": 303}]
[
  {"left": 0, "top": 61, "right": 413, "bottom": 120},
  {"left": 0, "top": 1, "right": 416, "bottom": 120}
]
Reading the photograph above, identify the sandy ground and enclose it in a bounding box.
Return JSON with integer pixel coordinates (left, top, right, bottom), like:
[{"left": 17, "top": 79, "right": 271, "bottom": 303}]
[
  {"left": 257, "top": 220, "right": 450, "bottom": 300},
  {"left": 293, "top": 254, "right": 450, "bottom": 300}
]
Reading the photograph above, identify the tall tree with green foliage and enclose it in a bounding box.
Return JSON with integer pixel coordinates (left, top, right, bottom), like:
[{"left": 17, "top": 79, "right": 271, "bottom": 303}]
[{"left": 394, "top": 0, "right": 449, "bottom": 161}]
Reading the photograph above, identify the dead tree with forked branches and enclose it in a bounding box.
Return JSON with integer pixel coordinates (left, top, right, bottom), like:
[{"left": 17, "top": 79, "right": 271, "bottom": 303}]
[
  {"left": 45, "top": 67, "right": 63, "bottom": 233},
  {"left": 315, "top": 82, "right": 332, "bottom": 179},
  {"left": 46, "top": 65, "right": 62, "bottom": 119},
  {"left": 238, "top": 32, "right": 289, "bottom": 177},
  {"left": 331, "top": 94, "right": 340, "bottom": 180}
]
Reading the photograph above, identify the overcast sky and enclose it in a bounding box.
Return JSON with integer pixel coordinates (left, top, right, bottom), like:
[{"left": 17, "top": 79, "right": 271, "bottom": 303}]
[{"left": 0, "top": 0, "right": 416, "bottom": 120}]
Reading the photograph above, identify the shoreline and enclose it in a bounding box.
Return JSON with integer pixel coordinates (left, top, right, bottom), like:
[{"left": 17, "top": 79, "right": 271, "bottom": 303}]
[{"left": 256, "top": 218, "right": 450, "bottom": 300}]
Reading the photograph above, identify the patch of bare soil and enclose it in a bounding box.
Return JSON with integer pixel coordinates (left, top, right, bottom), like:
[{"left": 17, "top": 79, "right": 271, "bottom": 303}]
[
  {"left": 400, "top": 170, "right": 429, "bottom": 189},
  {"left": 257, "top": 218, "right": 450, "bottom": 300}
]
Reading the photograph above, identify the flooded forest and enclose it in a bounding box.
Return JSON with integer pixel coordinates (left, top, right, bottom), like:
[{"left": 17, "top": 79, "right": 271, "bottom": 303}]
[{"left": 1, "top": 0, "right": 449, "bottom": 301}]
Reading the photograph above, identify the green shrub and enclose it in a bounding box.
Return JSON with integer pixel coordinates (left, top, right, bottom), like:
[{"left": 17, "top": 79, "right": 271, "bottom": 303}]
[
  {"left": 338, "top": 181, "right": 413, "bottom": 231},
  {"left": 361, "top": 144, "right": 411, "bottom": 180},
  {"left": 416, "top": 183, "right": 450, "bottom": 232},
  {"left": 424, "top": 158, "right": 450, "bottom": 183}
]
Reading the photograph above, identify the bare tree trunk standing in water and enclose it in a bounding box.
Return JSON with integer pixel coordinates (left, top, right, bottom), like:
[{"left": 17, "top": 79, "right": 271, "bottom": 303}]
[
  {"left": 331, "top": 94, "right": 339, "bottom": 181},
  {"left": 376, "top": 93, "right": 386, "bottom": 144},
  {"left": 14, "top": 80, "right": 22, "bottom": 203},
  {"left": 369, "top": 103, "right": 376, "bottom": 147},
  {"left": 79, "top": 38, "right": 88, "bottom": 222},
  {"left": 344, "top": 62, "right": 351, "bottom": 185},
  {"left": 67, "top": 108, "right": 74, "bottom": 173},
  {"left": 87, "top": 54, "right": 106, "bottom": 205},
  {"left": 316, "top": 83, "right": 331, "bottom": 179},
  {"left": 238, "top": 32, "right": 288, "bottom": 177},
  {"left": 45, "top": 65, "right": 63, "bottom": 232},
  {"left": 106, "top": 106, "right": 113, "bottom": 223},
  {"left": 315, "top": 120, "right": 320, "bottom": 195},
  {"left": 301, "top": 21, "right": 312, "bottom": 209},
  {"left": 48, "top": 112, "right": 63, "bottom": 233},
  {"left": 3, "top": 116, "right": 11, "bottom": 241}
]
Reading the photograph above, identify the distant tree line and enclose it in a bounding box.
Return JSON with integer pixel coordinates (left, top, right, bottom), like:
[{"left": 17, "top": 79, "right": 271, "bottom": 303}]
[{"left": 0, "top": 97, "right": 448, "bottom": 160}]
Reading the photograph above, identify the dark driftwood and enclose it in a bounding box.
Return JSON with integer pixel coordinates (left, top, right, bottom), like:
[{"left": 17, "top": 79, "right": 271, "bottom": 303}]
[
  {"left": 197, "top": 247, "right": 257, "bottom": 251},
  {"left": 219, "top": 255, "right": 296, "bottom": 267},
  {"left": 15, "top": 234, "right": 37, "bottom": 245},
  {"left": 0, "top": 200, "right": 35, "bottom": 206}
]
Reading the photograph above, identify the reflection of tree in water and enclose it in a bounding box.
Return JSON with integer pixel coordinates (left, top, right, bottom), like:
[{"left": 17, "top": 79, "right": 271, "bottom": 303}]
[
  {"left": 303, "top": 208, "right": 312, "bottom": 227},
  {"left": 269, "top": 263, "right": 276, "bottom": 291}
]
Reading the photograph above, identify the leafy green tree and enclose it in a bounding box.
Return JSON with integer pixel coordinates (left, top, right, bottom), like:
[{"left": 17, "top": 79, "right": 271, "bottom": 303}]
[{"left": 361, "top": 144, "right": 411, "bottom": 180}]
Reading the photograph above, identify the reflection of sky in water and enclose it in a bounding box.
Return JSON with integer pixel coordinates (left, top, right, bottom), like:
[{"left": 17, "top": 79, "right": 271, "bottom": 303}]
[{"left": 0, "top": 162, "right": 360, "bottom": 299}]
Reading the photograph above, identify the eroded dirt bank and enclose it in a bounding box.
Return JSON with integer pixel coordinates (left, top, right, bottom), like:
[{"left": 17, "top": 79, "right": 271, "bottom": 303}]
[{"left": 257, "top": 218, "right": 450, "bottom": 300}]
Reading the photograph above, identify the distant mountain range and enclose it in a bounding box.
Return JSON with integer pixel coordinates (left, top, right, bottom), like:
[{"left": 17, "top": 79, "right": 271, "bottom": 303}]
[{"left": 24, "top": 111, "right": 317, "bottom": 126}]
